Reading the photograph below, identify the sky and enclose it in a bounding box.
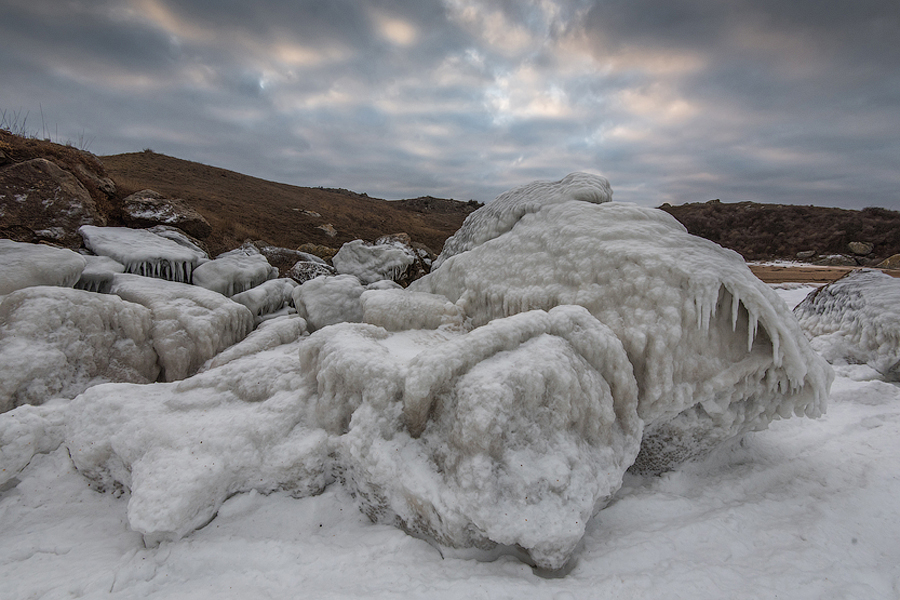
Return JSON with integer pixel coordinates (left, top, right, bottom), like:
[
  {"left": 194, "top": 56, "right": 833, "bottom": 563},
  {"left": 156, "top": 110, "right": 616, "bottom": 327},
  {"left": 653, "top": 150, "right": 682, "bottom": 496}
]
[{"left": 1, "top": 0, "right": 898, "bottom": 209}]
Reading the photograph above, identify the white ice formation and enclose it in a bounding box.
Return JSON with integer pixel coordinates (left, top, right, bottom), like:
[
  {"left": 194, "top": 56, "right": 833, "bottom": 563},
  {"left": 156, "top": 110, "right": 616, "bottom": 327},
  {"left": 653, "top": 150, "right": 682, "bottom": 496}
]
[
  {"left": 413, "top": 199, "right": 832, "bottom": 473},
  {"left": 110, "top": 274, "right": 254, "bottom": 381},
  {"left": 0, "top": 286, "right": 158, "bottom": 412},
  {"left": 433, "top": 172, "right": 613, "bottom": 269},
  {"left": 74, "top": 254, "right": 126, "bottom": 294},
  {"left": 192, "top": 252, "right": 278, "bottom": 297},
  {"left": 230, "top": 278, "right": 298, "bottom": 322},
  {"left": 794, "top": 269, "right": 900, "bottom": 380},
  {"left": 0, "top": 239, "right": 86, "bottom": 295},
  {"left": 0, "top": 173, "right": 835, "bottom": 572},
  {"left": 333, "top": 239, "right": 416, "bottom": 284},
  {"left": 79, "top": 225, "right": 205, "bottom": 283}
]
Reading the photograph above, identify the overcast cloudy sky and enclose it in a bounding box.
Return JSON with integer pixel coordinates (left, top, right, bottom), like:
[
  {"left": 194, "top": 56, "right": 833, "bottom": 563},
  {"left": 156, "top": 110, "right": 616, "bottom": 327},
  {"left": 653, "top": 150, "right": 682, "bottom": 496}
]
[{"left": 1, "top": 0, "right": 898, "bottom": 208}]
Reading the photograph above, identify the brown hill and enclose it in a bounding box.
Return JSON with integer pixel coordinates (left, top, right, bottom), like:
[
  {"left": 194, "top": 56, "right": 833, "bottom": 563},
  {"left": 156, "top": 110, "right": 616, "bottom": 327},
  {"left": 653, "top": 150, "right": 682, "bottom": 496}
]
[
  {"left": 659, "top": 199, "right": 900, "bottom": 264},
  {"left": 101, "top": 150, "right": 479, "bottom": 256}
]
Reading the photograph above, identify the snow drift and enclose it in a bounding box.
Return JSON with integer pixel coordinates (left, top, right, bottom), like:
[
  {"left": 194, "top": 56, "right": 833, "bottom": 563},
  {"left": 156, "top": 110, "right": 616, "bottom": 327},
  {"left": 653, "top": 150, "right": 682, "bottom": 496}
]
[{"left": 794, "top": 269, "right": 900, "bottom": 380}]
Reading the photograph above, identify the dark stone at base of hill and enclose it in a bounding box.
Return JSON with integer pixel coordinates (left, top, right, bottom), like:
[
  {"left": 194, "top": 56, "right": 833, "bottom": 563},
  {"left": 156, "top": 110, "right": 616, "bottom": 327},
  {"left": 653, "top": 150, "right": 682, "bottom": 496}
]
[
  {"left": 0, "top": 157, "right": 107, "bottom": 248},
  {"left": 121, "top": 189, "right": 212, "bottom": 239},
  {"left": 813, "top": 254, "right": 859, "bottom": 267}
]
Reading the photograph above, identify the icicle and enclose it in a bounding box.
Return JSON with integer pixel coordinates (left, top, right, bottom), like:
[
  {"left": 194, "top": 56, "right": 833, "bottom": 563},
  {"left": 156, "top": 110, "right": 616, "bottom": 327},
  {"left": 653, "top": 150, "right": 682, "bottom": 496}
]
[
  {"left": 747, "top": 307, "right": 759, "bottom": 353},
  {"left": 731, "top": 288, "right": 740, "bottom": 332}
]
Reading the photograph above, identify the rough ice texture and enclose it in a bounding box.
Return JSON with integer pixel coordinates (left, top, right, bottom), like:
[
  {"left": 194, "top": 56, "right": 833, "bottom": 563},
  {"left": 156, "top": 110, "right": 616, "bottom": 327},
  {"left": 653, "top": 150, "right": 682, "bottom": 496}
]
[
  {"left": 333, "top": 239, "right": 416, "bottom": 284},
  {"left": 413, "top": 201, "right": 832, "bottom": 474},
  {"left": 110, "top": 274, "right": 254, "bottom": 381},
  {"left": 201, "top": 315, "right": 308, "bottom": 371},
  {"left": 292, "top": 274, "right": 367, "bottom": 331},
  {"left": 361, "top": 288, "right": 465, "bottom": 331},
  {"left": 64, "top": 340, "right": 330, "bottom": 543},
  {"left": 433, "top": 172, "right": 612, "bottom": 269},
  {"left": 192, "top": 253, "right": 278, "bottom": 297},
  {"left": 144, "top": 225, "right": 210, "bottom": 260},
  {"left": 0, "top": 286, "right": 159, "bottom": 412},
  {"left": 794, "top": 269, "right": 900, "bottom": 380},
  {"left": 288, "top": 260, "right": 336, "bottom": 284},
  {"left": 0, "top": 401, "right": 68, "bottom": 485},
  {"left": 0, "top": 239, "right": 86, "bottom": 295},
  {"left": 74, "top": 254, "right": 125, "bottom": 294},
  {"left": 230, "top": 278, "right": 297, "bottom": 322},
  {"left": 300, "top": 305, "right": 639, "bottom": 570},
  {"left": 79, "top": 225, "right": 205, "bottom": 283}
]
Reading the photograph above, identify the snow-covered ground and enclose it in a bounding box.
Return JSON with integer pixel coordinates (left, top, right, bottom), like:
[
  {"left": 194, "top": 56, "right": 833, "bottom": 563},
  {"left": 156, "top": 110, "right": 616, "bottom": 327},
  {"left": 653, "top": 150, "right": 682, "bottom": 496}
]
[{"left": 1, "top": 285, "right": 898, "bottom": 599}]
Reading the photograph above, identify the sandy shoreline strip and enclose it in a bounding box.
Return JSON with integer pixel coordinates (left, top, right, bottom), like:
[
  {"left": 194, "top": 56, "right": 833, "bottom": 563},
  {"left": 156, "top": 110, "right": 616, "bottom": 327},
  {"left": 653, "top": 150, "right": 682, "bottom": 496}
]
[{"left": 749, "top": 264, "right": 900, "bottom": 284}]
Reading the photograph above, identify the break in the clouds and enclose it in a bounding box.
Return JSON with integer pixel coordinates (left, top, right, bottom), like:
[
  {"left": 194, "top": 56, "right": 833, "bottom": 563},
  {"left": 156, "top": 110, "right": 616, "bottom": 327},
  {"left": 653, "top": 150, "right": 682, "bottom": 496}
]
[{"left": 1, "top": 0, "right": 898, "bottom": 209}]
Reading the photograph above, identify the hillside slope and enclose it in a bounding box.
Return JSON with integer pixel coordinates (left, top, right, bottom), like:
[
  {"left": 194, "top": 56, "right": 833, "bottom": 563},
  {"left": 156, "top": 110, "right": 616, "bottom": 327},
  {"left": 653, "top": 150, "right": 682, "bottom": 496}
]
[{"left": 101, "top": 150, "right": 478, "bottom": 256}]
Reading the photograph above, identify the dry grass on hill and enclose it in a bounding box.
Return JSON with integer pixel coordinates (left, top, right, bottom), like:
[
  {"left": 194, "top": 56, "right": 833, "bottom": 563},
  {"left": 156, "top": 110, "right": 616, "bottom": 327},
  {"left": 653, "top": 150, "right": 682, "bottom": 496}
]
[{"left": 101, "top": 151, "right": 478, "bottom": 256}]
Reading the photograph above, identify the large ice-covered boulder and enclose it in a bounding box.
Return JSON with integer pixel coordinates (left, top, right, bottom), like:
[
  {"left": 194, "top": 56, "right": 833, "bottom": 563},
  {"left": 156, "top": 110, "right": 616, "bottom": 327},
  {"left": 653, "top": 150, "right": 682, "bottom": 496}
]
[
  {"left": 794, "top": 269, "right": 900, "bottom": 380},
  {"left": 79, "top": 225, "right": 205, "bottom": 283},
  {"left": 0, "top": 286, "right": 159, "bottom": 412},
  {"left": 292, "top": 275, "right": 401, "bottom": 331},
  {"left": 0, "top": 239, "right": 86, "bottom": 295},
  {"left": 110, "top": 274, "right": 254, "bottom": 381},
  {"left": 413, "top": 200, "right": 832, "bottom": 473},
  {"left": 433, "top": 172, "right": 612, "bottom": 269},
  {"left": 74, "top": 254, "right": 125, "bottom": 294},
  {"left": 304, "top": 306, "right": 641, "bottom": 570},
  {"left": 192, "top": 252, "right": 278, "bottom": 297}
]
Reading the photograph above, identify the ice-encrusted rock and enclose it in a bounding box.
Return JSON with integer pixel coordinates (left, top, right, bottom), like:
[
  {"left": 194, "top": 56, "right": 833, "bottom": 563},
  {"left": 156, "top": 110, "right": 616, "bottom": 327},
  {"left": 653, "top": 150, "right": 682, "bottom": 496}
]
[
  {"left": 230, "top": 278, "right": 297, "bottom": 322},
  {"left": 192, "top": 252, "right": 278, "bottom": 297},
  {"left": 794, "top": 269, "right": 900, "bottom": 380},
  {"left": 301, "top": 305, "right": 641, "bottom": 570},
  {"left": 433, "top": 172, "right": 612, "bottom": 269},
  {"left": 292, "top": 274, "right": 366, "bottom": 331},
  {"left": 333, "top": 239, "right": 417, "bottom": 285},
  {"left": 288, "top": 260, "right": 337, "bottom": 284},
  {"left": 121, "top": 189, "right": 212, "bottom": 239},
  {"left": 0, "top": 401, "right": 68, "bottom": 484},
  {"left": 144, "top": 225, "right": 210, "bottom": 260},
  {"left": 64, "top": 340, "right": 329, "bottom": 543},
  {"left": 0, "top": 286, "right": 158, "bottom": 412},
  {"left": 202, "top": 315, "right": 308, "bottom": 371},
  {"left": 74, "top": 254, "right": 125, "bottom": 294},
  {"left": 361, "top": 288, "right": 464, "bottom": 331},
  {"left": 79, "top": 225, "right": 205, "bottom": 283},
  {"left": 0, "top": 239, "right": 86, "bottom": 295},
  {"left": 414, "top": 201, "right": 832, "bottom": 473},
  {"left": 110, "top": 274, "right": 254, "bottom": 381}
]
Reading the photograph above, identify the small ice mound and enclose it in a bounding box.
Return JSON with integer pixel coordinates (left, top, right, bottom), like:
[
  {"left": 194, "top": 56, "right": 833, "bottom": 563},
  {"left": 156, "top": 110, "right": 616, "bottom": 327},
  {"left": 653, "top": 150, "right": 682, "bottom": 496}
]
[
  {"left": 333, "top": 239, "right": 417, "bottom": 285},
  {"left": 414, "top": 201, "right": 832, "bottom": 473},
  {"left": 110, "top": 274, "right": 254, "bottom": 381},
  {"left": 434, "top": 172, "right": 612, "bottom": 269},
  {"left": 0, "top": 286, "right": 159, "bottom": 412},
  {"left": 79, "top": 225, "right": 204, "bottom": 283},
  {"left": 292, "top": 274, "right": 396, "bottom": 332},
  {"left": 75, "top": 255, "right": 125, "bottom": 294},
  {"left": 300, "top": 306, "right": 641, "bottom": 571},
  {"left": 0, "top": 401, "right": 68, "bottom": 485},
  {"left": 64, "top": 342, "right": 330, "bottom": 543},
  {"left": 192, "top": 253, "right": 278, "bottom": 297},
  {"left": 794, "top": 269, "right": 900, "bottom": 380},
  {"left": 0, "top": 239, "right": 86, "bottom": 295},
  {"left": 361, "top": 288, "right": 465, "bottom": 331},
  {"left": 231, "top": 278, "right": 298, "bottom": 323},
  {"left": 202, "top": 315, "right": 307, "bottom": 371}
]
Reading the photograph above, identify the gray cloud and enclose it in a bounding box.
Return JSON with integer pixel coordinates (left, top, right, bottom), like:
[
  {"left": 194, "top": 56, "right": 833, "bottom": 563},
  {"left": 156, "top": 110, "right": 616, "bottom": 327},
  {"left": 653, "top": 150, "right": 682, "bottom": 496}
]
[{"left": 0, "top": 0, "right": 897, "bottom": 209}]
